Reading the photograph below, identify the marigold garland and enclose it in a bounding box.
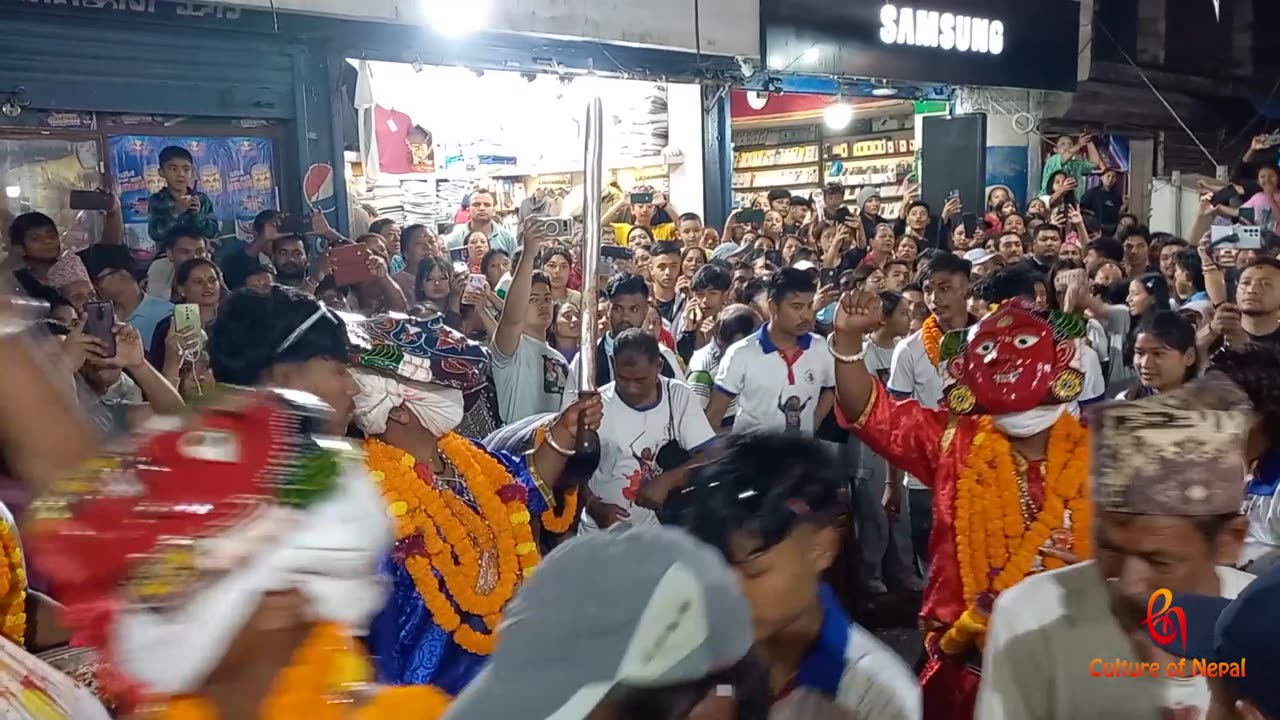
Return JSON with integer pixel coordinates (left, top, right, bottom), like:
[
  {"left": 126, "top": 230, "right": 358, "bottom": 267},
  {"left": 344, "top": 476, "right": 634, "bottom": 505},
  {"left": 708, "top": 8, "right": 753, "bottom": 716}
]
[
  {"left": 365, "top": 436, "right": 543, "bottom": 656},
  {"left": 0, "top": 518, "right": 27, "bottom": 647},
  {"left": 941, "top": 413, "right": 1090, "bottom": 656},
  {"left": 147, "top": 623, "right": 451, "bottom": 719},
  {"left": 921, "top": 315, "right": 944, "bottom": 366},
  {"left": 532, "top": 425, "right": 579, "bottom": 535}
]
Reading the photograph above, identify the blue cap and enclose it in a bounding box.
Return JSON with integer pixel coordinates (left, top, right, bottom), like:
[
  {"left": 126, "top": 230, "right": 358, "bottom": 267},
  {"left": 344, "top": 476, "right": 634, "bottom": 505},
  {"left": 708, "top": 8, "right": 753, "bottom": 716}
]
[{"left": 1161, "top": 567, "right": 1280, "bottom": 718}]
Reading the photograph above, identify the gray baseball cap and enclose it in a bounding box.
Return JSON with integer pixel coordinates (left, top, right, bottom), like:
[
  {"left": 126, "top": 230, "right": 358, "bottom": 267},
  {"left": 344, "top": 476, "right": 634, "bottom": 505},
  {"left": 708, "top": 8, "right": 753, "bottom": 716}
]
[
  {"left": 710, "top": 242, "right": 745, "bottom": 262},
  {"left": 442, "top": 527, "right": 753, "bottom": 720}
]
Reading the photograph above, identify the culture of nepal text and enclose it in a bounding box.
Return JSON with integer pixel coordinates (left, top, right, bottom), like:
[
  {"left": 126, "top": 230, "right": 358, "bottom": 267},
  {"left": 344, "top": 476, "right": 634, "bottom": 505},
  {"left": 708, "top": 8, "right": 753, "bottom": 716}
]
[{"left": 1089, "top": 658, "right": 1246, "bottom": 678}]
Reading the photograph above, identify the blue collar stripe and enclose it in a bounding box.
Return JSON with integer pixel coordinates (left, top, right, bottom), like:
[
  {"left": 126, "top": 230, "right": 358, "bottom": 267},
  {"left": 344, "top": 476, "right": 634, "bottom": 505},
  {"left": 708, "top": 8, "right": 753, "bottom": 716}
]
[
  {"left": 756, "top": 323, "right": 812, "bottom": 354},
  {"left": 792, "top": 584, "right": 851, "bottom": 697}
]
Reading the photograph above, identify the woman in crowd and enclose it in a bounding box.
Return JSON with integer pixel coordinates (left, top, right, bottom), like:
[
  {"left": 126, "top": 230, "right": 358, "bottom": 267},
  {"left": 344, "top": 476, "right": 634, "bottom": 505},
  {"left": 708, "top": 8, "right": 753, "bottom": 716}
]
[
  {"left": 680, "top": 245, "right": 708, "bottom": 285},
  {"left": 1026, "top": 196, "right": 1049, "bottom": 220},
  {"left": 546, "top": 300, "right": 581, "bottom": 364},
  {"left": 149, "top": 257, "right": 221, "bottom": 370},
  {"left": 1118, "top": 309, "right": 1198, "bottom": 399},
  {"left": 464, "top": 230, "right": 489, "bottom": 273},
  {"left": 539, "top": 245, "right": 581, "bottom": 308},
  {"left": 761, "top": 210, "right": 785, "bottom": 243},
  {"left": 394, "top": 223, "right": 436, "bottom": 298},
  {"left": 780, "top": 235, "right": 804, "bottom": 265},
  {"left": 1081, "top": 270, "right": 1172, "bottom": 395},
  {"left": 1242, "top": 164, "right": 1280, "bottom": 233},
  {"left": 481, "top": 248, "right": 509, "bottom": 292}
]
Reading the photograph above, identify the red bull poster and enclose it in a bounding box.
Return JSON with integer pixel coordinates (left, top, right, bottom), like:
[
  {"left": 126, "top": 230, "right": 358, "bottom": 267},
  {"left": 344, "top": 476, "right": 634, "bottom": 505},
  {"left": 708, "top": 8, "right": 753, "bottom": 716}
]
[{"left": 109, "top": 134, "right": 278, "bottom": 250}]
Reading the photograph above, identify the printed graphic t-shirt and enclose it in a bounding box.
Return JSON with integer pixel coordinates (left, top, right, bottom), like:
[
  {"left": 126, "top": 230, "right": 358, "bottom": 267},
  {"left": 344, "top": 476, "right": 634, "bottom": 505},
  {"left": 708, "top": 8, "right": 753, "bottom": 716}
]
[
  {"left": 491, "top": 334, "right": 569, "bottom": 424},
  {"left": 579, "top": 379, "right": 715, "bottom": 534}
]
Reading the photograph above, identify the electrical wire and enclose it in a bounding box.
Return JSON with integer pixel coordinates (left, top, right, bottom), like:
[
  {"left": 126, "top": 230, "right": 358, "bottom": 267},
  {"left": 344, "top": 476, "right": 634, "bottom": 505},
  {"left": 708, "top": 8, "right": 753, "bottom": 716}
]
[{"left": 1095, "top": 20, "right": 1216, "bottom": 167}]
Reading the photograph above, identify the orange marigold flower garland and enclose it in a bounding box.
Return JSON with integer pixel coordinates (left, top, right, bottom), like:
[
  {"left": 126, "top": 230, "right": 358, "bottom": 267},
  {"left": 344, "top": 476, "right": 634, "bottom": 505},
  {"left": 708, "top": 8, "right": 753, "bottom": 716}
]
[
  {"left": 365, "top": 436, "right": 543, "bottom": 657},
  {"left": 151, "top": 623, "right": 451, "bottom": 719},
  {"left": 940, "top": 413, "right": 1090, "bottom": 656},
  {"left": 921, "top": 315, "right": 944, "bottom": 366},
  {"left": 532, "top": 425, "right": 579, "bottom": 535},
  {"left": 0, "top": 518, "right": 27, "bottom": 647}
]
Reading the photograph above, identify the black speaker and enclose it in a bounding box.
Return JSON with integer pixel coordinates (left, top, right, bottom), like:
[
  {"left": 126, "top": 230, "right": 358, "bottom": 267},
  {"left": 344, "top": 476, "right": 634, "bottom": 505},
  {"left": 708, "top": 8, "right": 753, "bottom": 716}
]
[{"left": 920, "top": 114, "right": 987, "bottom": 227}]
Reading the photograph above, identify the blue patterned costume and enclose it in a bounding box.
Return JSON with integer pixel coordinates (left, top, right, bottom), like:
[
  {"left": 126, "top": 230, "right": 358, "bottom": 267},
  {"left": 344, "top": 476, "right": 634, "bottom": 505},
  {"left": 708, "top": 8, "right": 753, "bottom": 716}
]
[
  {"left": 366, "top": 442, "right": 548, "bottom": 691},
  {"left": 342, "top": 312, "right": 553, "bottom": 692}
]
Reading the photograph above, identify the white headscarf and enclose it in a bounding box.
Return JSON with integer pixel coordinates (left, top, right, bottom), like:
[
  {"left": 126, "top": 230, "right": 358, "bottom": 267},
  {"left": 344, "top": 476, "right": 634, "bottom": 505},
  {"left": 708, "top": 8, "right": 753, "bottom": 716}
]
[
  {"left": 110, "top": 458, "right": 392, "bottom": 694},
  {"left": 349, "top": 367, "right": 465, "bottom": 437}
]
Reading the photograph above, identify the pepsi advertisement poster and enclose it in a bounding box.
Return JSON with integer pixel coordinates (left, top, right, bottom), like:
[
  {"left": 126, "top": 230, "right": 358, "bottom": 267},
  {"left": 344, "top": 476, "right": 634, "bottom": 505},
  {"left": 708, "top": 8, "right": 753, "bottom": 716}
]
[{"left": 109, "top": 134, "right": 278, "bottom": 251}]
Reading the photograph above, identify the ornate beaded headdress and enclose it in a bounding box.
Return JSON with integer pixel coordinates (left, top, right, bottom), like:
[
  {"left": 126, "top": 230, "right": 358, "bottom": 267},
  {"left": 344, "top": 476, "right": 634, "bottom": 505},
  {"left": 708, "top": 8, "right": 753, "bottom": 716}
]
[{"left": 342, "top": 312, "right": 488, "bottom": 393}]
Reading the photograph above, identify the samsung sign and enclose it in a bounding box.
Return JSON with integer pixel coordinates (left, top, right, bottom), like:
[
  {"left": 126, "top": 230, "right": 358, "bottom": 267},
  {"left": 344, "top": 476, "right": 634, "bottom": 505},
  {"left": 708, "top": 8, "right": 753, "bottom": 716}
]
[{"left": 879, "top": 5, "right": 1004, "bottom": 55}]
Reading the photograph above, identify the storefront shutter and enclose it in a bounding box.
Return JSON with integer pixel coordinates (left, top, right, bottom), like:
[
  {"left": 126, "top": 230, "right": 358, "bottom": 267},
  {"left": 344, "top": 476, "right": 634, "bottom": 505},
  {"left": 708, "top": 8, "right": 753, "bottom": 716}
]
[{"left": 0, "top": 15, "right": 299, "bottom": 120}]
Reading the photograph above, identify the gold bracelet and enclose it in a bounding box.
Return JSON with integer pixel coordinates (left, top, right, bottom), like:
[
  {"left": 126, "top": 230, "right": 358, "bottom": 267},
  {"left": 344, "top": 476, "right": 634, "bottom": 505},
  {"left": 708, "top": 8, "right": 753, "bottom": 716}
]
[
  {"left": 543, "top": 430, "right": 577, "bottom": 457},
  {"left": 524, "top": 449, "right": 556, "bottom": 510},
  {"left": 827, "top": 341, "right": 865, "bottom": 364}
]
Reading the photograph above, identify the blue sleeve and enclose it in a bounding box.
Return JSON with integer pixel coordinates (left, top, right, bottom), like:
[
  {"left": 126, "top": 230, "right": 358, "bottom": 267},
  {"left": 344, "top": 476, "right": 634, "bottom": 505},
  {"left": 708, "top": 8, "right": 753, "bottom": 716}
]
[
  {"left": 482, "top": 441, "right": 549, "bottom": 517},
  {"left": 366, "top": 556, "right": 488, "bottom": 692}
]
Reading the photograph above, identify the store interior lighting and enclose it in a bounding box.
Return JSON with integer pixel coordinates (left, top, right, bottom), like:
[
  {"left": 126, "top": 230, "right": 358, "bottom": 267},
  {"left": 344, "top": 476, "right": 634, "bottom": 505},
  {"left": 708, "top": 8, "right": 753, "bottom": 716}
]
[
  {"left": 823, "top": 95, "right": 853, "bottom": 130},
  {"left": 4, "top": 186, "right": 19, "bottom": 199},
  {"left": 422, "top": 0, "right": 489, "bottom": 36}
]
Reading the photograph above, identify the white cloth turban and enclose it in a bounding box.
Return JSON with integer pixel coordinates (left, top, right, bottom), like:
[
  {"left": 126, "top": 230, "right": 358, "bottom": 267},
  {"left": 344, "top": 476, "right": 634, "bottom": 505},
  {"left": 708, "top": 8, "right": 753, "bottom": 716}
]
[{"left": 349, "top": 366, "right": 465, "bottom": 438}]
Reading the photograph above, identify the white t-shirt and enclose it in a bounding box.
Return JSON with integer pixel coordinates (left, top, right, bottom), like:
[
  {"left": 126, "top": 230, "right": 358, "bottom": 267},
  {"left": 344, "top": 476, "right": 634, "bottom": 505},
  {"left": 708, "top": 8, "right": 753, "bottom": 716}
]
[
  {"left": 977, "top": 561, "right": 1254, "bottom": 720},
  {"left": 713, "top": 325, "right": 835, "bottom": 436},
  {"left": 578, "top": 379, "right": 716, "bottom": 533},
  {"left": 491, "top": 334, "right": 569, "bottom": 424},
  {"left": 887, "top": 330, "right": 942, "bottom": 490}
]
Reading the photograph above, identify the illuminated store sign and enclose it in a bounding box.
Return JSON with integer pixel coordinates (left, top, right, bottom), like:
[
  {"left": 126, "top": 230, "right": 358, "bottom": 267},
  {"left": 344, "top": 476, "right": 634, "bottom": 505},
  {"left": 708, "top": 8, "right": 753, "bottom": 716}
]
[{"left": 879, "top": 4, "right": 1005, "bottom": 55}]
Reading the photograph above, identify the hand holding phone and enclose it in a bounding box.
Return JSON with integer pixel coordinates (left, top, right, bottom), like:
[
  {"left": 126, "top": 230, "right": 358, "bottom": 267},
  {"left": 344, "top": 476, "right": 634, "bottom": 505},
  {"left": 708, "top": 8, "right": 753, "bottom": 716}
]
[
  {"left": 330, "top": 244, "right": 374, "bottom": 287},
  {"left": 69, "top": 190, "right": 115, "bottom": 212},
  {"left": 83, "top": 301, "right": 117, "bottom": 358}
]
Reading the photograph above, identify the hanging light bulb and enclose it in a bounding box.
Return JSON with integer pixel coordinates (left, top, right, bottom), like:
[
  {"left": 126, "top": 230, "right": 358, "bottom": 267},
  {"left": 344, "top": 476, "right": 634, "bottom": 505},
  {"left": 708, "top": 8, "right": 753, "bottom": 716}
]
[
  {"left": 422, "top": 0, "right": 490, "bottom": 36},
  {"left": 824, "top": 95, "right": 853, "bottom": 131}
]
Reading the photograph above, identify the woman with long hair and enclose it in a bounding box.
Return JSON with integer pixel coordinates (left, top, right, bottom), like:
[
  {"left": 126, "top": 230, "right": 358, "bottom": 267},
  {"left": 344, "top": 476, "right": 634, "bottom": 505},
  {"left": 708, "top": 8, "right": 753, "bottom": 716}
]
[
  {"left": 680, "top": 246, "right": 708, "bottom": 284},
  {"left": 1119, "top": 310, "right": 1198, "bottom": 399},
  {"left": 150, "top": 257, "right": 222, "bottom": 375},
  {"left": 546, "top": 301, "right": 582, "bottom": 364},
  {"left": 539, "top": 244, "right": 581, "bottom": 307},
  {"left": 1080, "top": 270, "right": 1172, "bottom": 395}
]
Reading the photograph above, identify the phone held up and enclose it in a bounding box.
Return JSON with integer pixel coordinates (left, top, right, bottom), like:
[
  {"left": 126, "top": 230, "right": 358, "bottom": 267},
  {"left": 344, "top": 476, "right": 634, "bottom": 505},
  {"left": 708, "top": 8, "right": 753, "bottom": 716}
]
[
  {"left": 599, "top": 245, "right": 633, "bottom": 276},
  {"left": 737, "top": 208, "right": 765, "bottom": 226},
  {"left": 84, "top": 301, "right": 116, "bottom": 358},
  {"left": 330, "top": 244, "right": 374, "bottom": 287},
  {"left": 69, "top": 190, "right": 114, "bottom": 212}
]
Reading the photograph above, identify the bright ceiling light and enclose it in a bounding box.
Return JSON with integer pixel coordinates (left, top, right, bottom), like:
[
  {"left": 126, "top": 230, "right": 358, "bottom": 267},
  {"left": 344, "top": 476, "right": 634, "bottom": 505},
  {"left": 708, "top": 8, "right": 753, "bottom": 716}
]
[
  {"left": 422, "top": 0, "right": 489, "bottom": 36},
  {"left": 824, "top": 96, "right": 853, "bottom": 130},
  {"left": 4, "top": 186, "right": 19, "bottom": 199},
  {"left": 872, "top": 86, "right": 899, "bottom": 97},
  {"left": 803, "top": 46, "right": 820, "bottom": 64}
]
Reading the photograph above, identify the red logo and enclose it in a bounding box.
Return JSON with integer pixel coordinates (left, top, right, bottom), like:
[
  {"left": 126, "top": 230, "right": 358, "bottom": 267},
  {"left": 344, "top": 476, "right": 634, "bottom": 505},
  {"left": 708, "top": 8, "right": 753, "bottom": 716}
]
[{"left": 1140, "top": 588, "right": 1187, "bottom": 652}]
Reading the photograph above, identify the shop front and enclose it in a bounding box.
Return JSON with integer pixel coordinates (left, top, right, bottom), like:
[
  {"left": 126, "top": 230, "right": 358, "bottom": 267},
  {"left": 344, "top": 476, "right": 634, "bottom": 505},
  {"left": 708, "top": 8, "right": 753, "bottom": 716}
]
[
  {"left": 743, "top": 0, "right": 1083, "bottom": 211},
  {"left": 0, "top": 2, "right": 339, "bottom": 255},
  {"left": 345, "top": 59, "right": 710, "bottom": 245}
]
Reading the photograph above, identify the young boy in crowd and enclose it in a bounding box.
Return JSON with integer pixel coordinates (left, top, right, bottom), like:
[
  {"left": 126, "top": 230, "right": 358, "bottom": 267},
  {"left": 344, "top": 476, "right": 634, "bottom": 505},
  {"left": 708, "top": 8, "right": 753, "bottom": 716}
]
[
  {"left": 661, "top": 432, "right": 920, "bottom": 719},
  {"left": 147, "top": 145, "right": 219, "bottom": 247}
]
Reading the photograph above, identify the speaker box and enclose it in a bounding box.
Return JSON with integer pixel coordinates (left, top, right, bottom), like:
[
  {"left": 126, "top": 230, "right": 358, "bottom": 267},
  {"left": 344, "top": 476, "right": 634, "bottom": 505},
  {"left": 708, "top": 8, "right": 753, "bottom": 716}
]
[{"left": 920, "top": 114, "right": 987, "bottom": 227}]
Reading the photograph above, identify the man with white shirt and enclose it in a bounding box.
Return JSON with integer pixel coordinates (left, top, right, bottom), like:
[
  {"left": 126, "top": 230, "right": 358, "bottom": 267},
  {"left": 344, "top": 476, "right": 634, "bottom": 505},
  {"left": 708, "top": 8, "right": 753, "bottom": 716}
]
[
  {"left": 686, "top": 304, "right": 761, "bottom": 430},
  {"left": 888, "top": 252, "right": 972, "bottom": 572},
  {"left": 705, "top": 268, "right": 835, "bottom": 435},
  {"left": 577, "top": 329, "right": 715, "bottom": 533},
  {"left": 977, "top": 376, "right": 1256, "bottom": 720},
  {"left": 562, "top": 273, "right": 684, "bottom": 408}
]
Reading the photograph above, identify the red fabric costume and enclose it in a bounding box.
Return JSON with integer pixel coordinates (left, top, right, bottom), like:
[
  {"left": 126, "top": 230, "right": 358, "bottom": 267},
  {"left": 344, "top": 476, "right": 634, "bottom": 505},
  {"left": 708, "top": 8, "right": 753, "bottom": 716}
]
[{"left": 835, "top": 299, "right": 1091, "bottom": 720}]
